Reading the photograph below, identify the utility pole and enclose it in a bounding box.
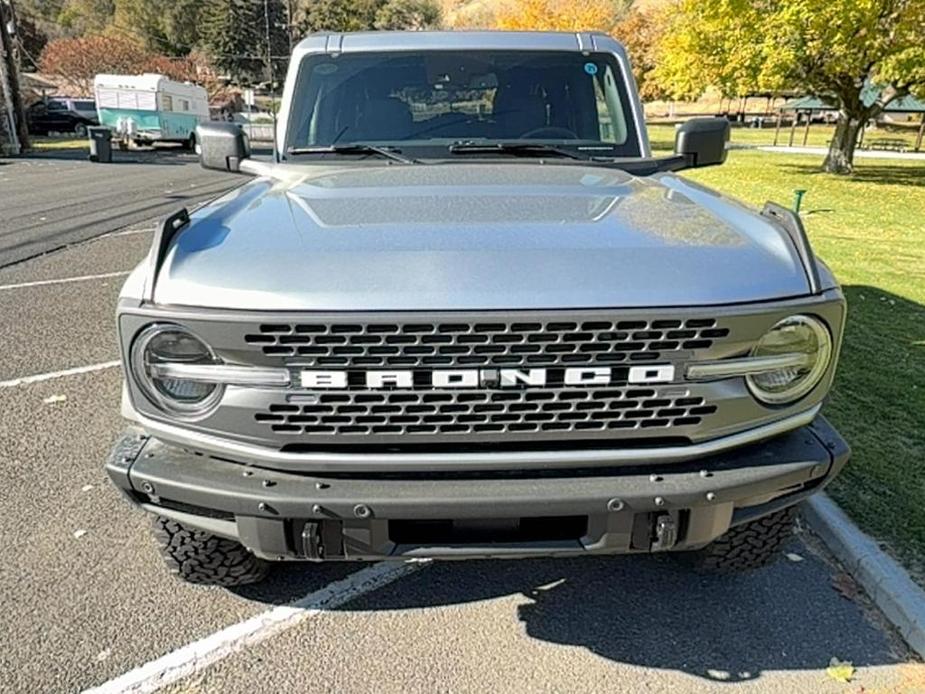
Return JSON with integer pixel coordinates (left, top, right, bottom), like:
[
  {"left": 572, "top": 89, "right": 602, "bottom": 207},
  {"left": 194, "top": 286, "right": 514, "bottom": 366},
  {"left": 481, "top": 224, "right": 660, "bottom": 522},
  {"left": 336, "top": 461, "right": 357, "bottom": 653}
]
[
  {"left": 0, "top": 0, "right": 28, "bottom": 154},
  {"left": 263, "top": 0, "right": 279, "bottom": 162},
  {"left": 286, "top": 0, "right": 294, "bottom": 54}
]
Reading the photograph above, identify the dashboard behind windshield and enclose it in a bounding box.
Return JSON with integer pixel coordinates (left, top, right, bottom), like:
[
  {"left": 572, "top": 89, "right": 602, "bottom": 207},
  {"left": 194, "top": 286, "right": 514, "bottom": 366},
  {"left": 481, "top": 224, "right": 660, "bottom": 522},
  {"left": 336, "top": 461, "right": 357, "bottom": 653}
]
[{"left": 285, "top": 50, "right": 642, "bottom": 157}]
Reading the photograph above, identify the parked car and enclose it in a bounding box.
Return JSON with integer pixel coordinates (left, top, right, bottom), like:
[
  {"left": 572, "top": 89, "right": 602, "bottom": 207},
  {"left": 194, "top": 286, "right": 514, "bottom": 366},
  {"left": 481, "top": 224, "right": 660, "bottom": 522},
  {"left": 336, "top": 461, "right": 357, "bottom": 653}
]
[
  {"left": 107, "top": 31, "right": 849, "bottom": 587},
  {"left": 25, "top": 98, "right": 97, "bottom": 136},
  {"left": 56, "top": 97, "right": 98, "bottom": 121}
]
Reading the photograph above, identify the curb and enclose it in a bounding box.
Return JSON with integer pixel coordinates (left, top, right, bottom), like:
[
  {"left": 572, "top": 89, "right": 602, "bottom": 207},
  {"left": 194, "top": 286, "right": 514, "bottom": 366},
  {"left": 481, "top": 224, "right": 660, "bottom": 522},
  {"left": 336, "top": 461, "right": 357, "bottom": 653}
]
[{"left": 805, "top": 493, "right": 925, "bottom": 658}]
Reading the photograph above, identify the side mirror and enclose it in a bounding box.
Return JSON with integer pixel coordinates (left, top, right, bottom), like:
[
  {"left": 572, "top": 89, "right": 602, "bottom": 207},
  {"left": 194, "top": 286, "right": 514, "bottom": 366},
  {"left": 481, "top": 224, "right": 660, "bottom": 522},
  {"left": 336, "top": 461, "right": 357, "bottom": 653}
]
[
  {"left": 197, "top": 122, "right": 251, "bottom": 173},
  {"left": 674, "top": 117, "right": 729, "bottom": 169}
]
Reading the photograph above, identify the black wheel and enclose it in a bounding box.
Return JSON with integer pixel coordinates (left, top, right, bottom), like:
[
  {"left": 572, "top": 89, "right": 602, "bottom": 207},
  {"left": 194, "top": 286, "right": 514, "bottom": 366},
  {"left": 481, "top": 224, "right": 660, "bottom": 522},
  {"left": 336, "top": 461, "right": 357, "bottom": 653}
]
[
  {"left": 151, "top": 516, "right": 270, "bottom": 587},
  {"left": 183, "top": 132, "right": 197, "bottom": 152},
  {"left": 685, "top": 505, "right": 797, "bottom": 573},
  {"left": 74, "top": 122, "right": 88, "bottom": 137}
]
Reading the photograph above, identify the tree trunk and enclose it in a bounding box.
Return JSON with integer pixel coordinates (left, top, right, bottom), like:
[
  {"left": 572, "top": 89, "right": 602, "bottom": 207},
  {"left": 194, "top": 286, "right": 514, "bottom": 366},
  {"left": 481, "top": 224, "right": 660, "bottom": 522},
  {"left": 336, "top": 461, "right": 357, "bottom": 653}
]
[{"left": 822, "top": 113, "right": 863, "bottom": 174}]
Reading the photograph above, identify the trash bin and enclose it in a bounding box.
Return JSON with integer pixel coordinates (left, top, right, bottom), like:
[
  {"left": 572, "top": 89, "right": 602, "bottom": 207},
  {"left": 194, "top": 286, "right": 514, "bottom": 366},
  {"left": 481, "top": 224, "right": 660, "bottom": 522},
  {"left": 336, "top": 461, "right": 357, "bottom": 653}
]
[{"left": 88, "top": 126, "right": 112, "bottom": 163}]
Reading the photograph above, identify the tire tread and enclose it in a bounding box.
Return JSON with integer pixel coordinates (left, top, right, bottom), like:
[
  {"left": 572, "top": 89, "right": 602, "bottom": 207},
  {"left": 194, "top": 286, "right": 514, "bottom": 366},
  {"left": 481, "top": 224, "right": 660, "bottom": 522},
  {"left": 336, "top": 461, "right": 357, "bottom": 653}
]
[
  {"left": 690, "top": 506, "right": 797, "bottom": 573},
  {"left": 151, "top": 516, "right": 269, "bottom": 587}
]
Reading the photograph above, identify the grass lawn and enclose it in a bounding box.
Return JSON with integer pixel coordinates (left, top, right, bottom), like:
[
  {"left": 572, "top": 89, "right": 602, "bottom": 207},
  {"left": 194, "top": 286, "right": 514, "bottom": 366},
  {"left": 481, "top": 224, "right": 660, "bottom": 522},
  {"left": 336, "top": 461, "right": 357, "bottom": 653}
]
[
  {"left": 672, "top": 147, "right": 925, "bottom": 582},
  {"left": 648, "top": 122, "right": 924, "bottom": 152}
]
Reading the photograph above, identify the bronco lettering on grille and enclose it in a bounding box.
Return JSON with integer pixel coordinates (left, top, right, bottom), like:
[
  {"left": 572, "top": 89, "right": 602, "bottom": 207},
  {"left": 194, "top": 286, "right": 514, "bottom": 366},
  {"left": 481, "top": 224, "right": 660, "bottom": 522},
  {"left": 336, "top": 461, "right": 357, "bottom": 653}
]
[{"left": 299, "top": 366, "right": 676, "bottom": 390}]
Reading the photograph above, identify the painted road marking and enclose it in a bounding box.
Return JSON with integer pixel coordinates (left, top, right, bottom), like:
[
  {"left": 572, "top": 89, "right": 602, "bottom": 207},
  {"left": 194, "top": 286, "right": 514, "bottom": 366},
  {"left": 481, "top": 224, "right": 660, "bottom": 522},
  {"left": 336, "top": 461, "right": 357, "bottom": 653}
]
[
  {"left": 0, "top": 271, "right": 130, "bottom": 292},
  {"left": 83, "top": 561, "right": 425, "bottom": 694},
  {"left": 0, "top": 361, "right": 121, "bottom": 388}
]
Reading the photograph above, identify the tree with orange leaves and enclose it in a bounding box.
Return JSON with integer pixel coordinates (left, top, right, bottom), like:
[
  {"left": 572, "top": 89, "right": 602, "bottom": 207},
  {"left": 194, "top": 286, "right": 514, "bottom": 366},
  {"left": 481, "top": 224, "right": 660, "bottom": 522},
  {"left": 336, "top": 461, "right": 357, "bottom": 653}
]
[{"left": 494, "top": 0, "right": 622, "bottom": 33}]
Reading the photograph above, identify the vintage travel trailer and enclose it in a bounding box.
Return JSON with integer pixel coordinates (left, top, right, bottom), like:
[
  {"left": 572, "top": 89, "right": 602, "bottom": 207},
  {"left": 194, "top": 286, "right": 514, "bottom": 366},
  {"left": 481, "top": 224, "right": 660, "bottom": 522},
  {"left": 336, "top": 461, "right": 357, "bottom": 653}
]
[{"left": 94, "top": 73, "right": 209, "bottom": 149}]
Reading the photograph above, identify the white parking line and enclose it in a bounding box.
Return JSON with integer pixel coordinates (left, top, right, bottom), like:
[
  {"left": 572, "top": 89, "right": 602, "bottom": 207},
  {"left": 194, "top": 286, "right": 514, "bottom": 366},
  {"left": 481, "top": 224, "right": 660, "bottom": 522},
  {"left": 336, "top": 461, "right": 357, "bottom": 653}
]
[
  {"left": 0, "top": 361, "right": 121, "bottom": 388},
  {"left": 0, "top": 271, "right": 130, "bottom": 292},
  {"left": 84, "top": 561, "right": 424, "bottom": 694}
]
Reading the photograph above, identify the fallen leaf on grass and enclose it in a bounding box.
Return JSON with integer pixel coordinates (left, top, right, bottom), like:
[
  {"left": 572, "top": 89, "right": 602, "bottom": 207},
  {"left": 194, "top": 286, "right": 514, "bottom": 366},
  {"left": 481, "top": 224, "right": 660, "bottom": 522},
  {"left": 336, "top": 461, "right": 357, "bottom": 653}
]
[
  {"left": 826, "top": 657, "right": 855, "bottom": 683},
  {"left": 42, "top": 394, "right": 67, "bottom": 404},
  {"left": 786, "top": 552, "right": 804, "bottom": 562}
]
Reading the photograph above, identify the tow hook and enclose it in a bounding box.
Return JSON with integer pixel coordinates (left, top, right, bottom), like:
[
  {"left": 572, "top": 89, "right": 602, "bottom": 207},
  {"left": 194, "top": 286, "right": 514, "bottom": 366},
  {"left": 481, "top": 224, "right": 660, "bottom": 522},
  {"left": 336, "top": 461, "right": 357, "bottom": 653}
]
[
  {"left": 652, "top": 513, "right": 678, "bottom": 551},
  {"left": 302, "top": 521, "right": 324, "bottom": 559}
]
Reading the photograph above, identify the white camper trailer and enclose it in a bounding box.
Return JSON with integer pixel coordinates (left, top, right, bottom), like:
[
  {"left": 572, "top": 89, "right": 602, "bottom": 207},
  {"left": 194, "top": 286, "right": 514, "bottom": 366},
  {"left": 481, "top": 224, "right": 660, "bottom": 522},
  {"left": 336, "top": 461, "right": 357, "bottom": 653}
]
[{"left": 94, "top": 73, "right": 209, "bottom": 149}]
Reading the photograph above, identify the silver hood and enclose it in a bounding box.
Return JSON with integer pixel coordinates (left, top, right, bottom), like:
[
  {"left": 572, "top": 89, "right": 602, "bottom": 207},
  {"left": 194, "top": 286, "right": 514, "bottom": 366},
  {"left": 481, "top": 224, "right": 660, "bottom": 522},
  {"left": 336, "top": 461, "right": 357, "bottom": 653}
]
[{"left": 152, "top": 162, "right": 812, "bottom": 311}]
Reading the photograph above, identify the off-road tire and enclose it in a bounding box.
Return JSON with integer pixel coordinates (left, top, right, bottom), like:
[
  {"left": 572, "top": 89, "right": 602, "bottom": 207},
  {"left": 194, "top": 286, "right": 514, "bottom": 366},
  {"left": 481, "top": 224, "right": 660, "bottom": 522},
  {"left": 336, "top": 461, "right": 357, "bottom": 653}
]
[
  {"left": 687, "top": 505, "right": 797, "bottom": 573},
  {"left": 152, "top": 516, "right": 269, "bottom": 586}
]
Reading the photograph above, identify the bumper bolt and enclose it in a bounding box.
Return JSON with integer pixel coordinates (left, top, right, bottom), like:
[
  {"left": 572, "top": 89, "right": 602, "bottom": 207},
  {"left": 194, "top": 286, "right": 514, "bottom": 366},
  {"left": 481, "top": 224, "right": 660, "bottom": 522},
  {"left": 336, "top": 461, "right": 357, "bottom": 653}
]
[
  {"left": 354, "top": 504, "right": 372, "bottom": 519},
  {"left": 706, "top": 492, "right": 716, "bottom": 502},
  {"left": 242, "top": 470, "right": 253, "bottom": 477},
  {"left": 262, "top": 479, "right": 276, "bottom": 488},
  {"left": 315, "top": 482, "right": 329, "bottom": 490},
  {"left": 607, "top": 498, "right": 625, "bottom": 512},
  {"left": 258, "top": 502, "right": 268, "bottom": 512},
  {"left": 654, "top": 496, "right": 665, "bottom": 507},
  {"left": 699, "top": 469, "right": 712, "bottom": 478},
  {"left": 649, "top": 474, "right": 662, "bottom": 482},
  {"left": 140, "top": 481, "right": 154, "bottom": 494},
  {"left": 312, "top": 504, "right": 323, "bottom": 514}
]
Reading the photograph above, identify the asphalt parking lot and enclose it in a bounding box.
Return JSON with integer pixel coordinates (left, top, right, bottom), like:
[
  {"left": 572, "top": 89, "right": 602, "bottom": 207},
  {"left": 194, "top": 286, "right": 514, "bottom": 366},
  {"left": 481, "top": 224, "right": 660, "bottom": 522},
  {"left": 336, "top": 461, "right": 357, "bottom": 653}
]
[
  {"left": 1, "top": 155, "right": 923, "bottom": 693},
  {"left": 0, "top": 149, "right": 238, "bottom": 265}
]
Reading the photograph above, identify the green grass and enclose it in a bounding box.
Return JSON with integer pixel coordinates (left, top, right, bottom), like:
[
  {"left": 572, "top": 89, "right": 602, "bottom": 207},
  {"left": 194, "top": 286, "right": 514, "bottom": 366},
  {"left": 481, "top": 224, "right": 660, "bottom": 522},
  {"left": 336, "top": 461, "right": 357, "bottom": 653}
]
[
  {"left": 28, "top": 136, "right": 89, "bottom": 151},
  {"left": 676, "top": 149, "right": 925, "bottom": 582},
  {"left": 647, "top": 122, "right": 924, "bottom": 152}
]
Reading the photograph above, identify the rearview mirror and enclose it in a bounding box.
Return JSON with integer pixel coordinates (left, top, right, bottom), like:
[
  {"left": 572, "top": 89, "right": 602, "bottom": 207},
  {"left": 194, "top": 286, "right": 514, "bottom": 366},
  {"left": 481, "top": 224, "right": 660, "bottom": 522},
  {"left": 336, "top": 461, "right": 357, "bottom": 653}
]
[
  {"left": 674, "top": 118, "right": 729, "bottom": 169},
  {"left": 197, "top": 122, "right": 251, "bottom": 173}
]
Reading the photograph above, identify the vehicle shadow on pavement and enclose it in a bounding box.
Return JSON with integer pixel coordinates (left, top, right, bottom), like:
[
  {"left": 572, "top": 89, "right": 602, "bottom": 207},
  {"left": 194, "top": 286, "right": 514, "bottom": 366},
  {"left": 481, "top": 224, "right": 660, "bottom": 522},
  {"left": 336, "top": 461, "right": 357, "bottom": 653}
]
[
  {"left": 228, "top": 562, "right": 364, "bottom": 604},
  {"left": 309, "top": 536, "right": 899, "bottom": 683},
  {"left": 23, "top": 149, "right": 197, "bottom": 166}
]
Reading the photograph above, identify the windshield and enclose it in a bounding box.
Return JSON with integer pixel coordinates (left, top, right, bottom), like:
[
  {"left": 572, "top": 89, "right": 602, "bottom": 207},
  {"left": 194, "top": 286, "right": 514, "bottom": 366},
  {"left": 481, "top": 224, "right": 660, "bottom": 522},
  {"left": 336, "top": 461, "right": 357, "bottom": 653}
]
[{"left": 285, "top": 50, "right": 642, "bottom": 158}]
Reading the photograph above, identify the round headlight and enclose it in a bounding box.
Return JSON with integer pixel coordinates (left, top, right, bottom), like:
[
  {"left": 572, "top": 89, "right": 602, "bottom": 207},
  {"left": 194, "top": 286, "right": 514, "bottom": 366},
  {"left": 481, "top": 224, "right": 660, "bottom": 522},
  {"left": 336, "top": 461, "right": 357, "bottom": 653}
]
[
  {"left": 746, "top": 315, "right": 832, "bottom": 405},
  {"left": 130, "top": 324, "right": 223, "bottom": 417}
]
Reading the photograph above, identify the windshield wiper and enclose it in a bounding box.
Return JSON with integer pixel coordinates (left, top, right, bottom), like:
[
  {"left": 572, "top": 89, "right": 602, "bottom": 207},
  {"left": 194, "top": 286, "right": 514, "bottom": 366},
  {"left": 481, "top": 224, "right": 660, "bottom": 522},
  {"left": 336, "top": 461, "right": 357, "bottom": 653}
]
[
  {"left": 447, "top": 142, "right": 587, "bottom": 160},
  {"left": 288, "top": 144, "right": 417, "bottom": 164}
]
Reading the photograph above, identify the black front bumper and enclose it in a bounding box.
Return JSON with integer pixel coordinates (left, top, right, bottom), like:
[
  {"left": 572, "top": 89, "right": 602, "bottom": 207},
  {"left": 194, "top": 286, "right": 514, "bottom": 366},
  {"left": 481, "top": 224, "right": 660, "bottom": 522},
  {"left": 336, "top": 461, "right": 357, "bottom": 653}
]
[{"left": 106, "top": 418, "right": 849, "bottom": 561}]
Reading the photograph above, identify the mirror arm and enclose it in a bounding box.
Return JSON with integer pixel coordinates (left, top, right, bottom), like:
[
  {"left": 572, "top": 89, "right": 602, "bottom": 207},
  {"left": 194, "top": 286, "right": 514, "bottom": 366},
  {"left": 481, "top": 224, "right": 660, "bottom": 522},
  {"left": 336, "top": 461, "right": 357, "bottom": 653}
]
[{"left": 654, "top": 154, "right": 691, "bottom": 173}]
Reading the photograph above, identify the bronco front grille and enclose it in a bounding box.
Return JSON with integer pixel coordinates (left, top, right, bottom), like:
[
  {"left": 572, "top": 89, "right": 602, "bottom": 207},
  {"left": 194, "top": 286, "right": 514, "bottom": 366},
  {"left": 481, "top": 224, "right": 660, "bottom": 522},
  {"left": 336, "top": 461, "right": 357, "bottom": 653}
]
[
  {"left": 244, "top": 318, "right": 730, "bottom": 368},
  {"left": 254, "top": 388, "right": 718, "bottom": 437}
]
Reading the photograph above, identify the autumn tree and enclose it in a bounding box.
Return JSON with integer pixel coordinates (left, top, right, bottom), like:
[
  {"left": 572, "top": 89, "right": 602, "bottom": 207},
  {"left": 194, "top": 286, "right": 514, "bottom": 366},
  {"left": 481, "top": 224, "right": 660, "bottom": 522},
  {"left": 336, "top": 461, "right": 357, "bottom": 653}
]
[
  {"left": 495, "top": 0, "right": 622, "bottom": 32},
  {"left": 612, "top": 8, "right": 669, "bottom": 101},
  {"left": 39, "top": 34, "right": 151, "bottom": 94},
  {"left": 655, "top": 0, "right": 925, "bottom": 174}
]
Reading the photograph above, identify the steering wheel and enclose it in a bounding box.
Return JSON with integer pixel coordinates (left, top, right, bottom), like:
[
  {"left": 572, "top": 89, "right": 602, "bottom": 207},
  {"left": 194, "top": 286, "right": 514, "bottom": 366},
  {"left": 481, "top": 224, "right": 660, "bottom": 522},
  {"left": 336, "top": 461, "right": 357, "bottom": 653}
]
[{"left": 519, "top": 126, "right": 579, "bottom": 140}]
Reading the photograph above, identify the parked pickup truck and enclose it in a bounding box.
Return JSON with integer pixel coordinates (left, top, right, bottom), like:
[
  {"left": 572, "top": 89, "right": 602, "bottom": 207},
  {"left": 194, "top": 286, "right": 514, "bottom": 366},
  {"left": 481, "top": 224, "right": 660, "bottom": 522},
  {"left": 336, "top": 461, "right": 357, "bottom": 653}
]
[{"left": 106, "top": 31, "right": 848, "bottom": 586}]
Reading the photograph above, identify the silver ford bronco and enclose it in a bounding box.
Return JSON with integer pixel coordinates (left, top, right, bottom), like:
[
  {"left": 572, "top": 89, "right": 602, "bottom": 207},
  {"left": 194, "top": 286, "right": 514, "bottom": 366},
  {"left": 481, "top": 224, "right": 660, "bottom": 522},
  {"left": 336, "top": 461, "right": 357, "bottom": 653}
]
[{"left": 106, "top": 31, "right": 849, "bottom": 586}]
